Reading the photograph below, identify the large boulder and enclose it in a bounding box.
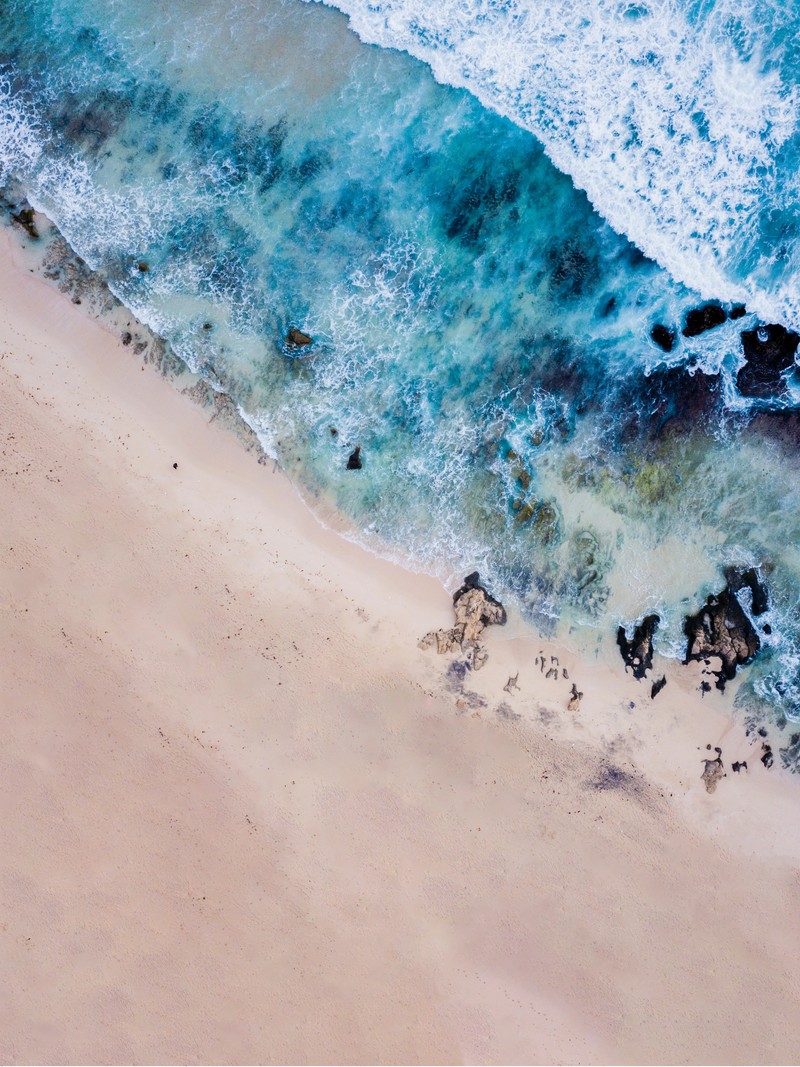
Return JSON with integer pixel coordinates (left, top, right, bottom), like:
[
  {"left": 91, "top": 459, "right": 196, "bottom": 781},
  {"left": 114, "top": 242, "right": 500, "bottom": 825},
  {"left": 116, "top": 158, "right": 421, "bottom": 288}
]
[
  {"left": 452, "top": 571, "right": 507, "bottom": 639},
  {"left": 616, "top": 614, "right": 659, "bottom": 680},
  {"left": 420, "top": 572, "right": 506, "bottom": 663},
  {"left": 737, "top": 324, "right": 799, "bottom": 398},
  {"left": 683, "top": 571, "right": 766, "bottom": 689}
]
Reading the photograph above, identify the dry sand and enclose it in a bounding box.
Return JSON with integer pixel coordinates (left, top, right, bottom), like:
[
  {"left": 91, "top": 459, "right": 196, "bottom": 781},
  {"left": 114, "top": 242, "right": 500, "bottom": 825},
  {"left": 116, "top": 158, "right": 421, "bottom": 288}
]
[{"left": 1, "top": 225, "right": 800, "bottom": 1065}]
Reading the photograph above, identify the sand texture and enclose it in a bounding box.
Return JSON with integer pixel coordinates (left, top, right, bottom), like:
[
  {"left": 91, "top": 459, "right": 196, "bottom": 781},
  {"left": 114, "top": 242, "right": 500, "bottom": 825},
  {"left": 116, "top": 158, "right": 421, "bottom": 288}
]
[{"left": 2, "top": 228, "right": 800, "bottom": 1065}]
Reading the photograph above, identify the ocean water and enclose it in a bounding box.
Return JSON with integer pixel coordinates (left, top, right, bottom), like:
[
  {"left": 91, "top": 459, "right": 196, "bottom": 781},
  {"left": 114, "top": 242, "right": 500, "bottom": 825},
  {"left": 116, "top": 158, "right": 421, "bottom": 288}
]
[{"left": 2, "top": 0, "right": 800, "bottom": 745}]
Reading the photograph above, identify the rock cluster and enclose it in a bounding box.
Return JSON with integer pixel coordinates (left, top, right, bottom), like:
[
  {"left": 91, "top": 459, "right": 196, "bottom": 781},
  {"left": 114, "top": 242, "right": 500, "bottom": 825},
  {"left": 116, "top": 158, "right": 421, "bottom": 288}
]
[
  {"left": 617, "top": 568, "right": 768, "bottom": 695},
  {"left": 420, "top": 572, "right": 506, "bottom": 670},
  {"left": 683, "top": 568, "right": 768, "bottom": 690}
]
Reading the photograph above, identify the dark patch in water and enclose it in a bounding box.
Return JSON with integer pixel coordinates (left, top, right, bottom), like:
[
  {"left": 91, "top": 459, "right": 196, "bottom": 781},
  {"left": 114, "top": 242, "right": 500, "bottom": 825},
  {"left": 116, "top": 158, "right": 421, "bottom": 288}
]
[
  {"left": 51, "top": 88, "right": 131, "bottom": 154},
  {"left": 546, "top": 238, "right": 599, "bottom": 301},
  {"left": 616, "top": 365, "right": 720, "bottom": 440},
  {"left": 650, "top": 323, "right": 675, "bottom": 352},
  {"left": 682, "top": 302, "right": 726, "bottom": 337}
]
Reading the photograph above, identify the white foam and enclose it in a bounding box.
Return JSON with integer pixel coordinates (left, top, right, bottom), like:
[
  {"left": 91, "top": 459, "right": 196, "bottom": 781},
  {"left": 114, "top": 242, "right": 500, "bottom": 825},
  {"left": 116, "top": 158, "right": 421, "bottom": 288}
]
[{"left": 307, "top": 0, "right": 800, "bottom": 325}]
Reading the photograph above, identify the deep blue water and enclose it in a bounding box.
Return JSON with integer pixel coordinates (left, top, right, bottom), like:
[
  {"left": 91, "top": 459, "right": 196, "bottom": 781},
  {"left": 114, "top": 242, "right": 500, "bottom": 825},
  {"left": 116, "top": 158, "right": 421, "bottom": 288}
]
[{"left": 3, "top": 0, "right": 800, "bottom": 738}]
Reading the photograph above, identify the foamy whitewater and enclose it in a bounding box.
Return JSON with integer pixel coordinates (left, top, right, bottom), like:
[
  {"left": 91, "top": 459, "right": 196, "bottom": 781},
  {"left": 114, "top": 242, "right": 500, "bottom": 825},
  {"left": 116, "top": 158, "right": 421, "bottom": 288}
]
[{"left": 3, "top": 0, "right": 800, "bottom": 743}]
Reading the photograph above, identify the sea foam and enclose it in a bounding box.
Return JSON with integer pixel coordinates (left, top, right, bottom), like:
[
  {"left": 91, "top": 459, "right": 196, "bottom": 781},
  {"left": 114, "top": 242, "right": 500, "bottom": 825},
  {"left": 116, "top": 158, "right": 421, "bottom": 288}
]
[{"left": 309, "top": 0, "right": 800, "bottom": 327}]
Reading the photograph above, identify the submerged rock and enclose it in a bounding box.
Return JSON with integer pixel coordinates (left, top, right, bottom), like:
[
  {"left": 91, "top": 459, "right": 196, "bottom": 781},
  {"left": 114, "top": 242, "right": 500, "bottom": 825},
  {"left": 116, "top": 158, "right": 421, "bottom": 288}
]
[
  {"left": 285, "top": 326, "right": 312, "bottom": 347},
  {"left": 616, "top": 614, "right": 659, "bottom": 680},
  {"left": 420, "top": 572, "right": 506, "bottom": 662},
  {"left": 650, "top": 323, "right": 676, "bottom": 352},
  {"left": 682, "top": 302, "right": 726, "bottom": 338},
  {"left": 737, "top": 324, "right": 799, "bottom": 398},
  {"left": 683, "top": 572, "right": 766, "bottom": 690}
]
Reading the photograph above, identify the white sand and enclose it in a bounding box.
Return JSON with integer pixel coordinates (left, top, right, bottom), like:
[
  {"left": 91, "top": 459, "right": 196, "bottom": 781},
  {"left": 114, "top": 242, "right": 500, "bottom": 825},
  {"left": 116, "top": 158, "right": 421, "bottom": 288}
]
[{"left": 2, "top": 226, "right": 799, "bottom": 1065}]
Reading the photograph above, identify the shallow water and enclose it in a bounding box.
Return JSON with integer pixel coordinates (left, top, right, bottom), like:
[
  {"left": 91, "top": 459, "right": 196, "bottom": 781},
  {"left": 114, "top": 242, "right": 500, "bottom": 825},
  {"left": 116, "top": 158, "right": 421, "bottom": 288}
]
[{"left": 2, "top": 0, "right": 800, "bottom": 743}]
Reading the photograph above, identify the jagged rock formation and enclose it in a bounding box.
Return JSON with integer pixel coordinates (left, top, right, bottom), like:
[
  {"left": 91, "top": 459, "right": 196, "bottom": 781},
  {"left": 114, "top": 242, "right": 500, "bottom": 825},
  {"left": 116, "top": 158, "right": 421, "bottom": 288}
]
[
  {"left": 616, "top": 614, "right": 659, "bottom": 680},
  {"left": 683, "top": 569, "right": 767, "bottom": 690},
  {"left": 346, "top": 446, "right": 362, "bottom": 470},
  {"left": 419, "top": 571, "right": 506, "bottom": 669}
]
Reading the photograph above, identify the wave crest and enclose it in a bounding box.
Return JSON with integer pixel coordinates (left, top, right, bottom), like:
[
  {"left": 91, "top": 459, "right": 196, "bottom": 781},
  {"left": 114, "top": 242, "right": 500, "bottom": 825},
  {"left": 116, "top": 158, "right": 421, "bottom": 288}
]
[{"left": 309, "top": 0, "right": 800, "bottom": 325}]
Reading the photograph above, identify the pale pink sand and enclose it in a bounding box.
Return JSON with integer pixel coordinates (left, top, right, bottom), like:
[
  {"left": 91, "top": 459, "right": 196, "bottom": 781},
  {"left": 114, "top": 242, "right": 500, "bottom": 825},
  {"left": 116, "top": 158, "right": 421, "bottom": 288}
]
[{"left": 1, "top": 227, "right": 799, "bottom": 1065}]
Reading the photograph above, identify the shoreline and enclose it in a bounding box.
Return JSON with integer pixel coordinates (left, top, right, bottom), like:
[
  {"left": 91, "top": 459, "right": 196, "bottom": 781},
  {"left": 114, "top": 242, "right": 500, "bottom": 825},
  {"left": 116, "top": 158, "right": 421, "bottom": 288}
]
[{"left": 2, "top": 220, "right": 800, "bottom": 1063}]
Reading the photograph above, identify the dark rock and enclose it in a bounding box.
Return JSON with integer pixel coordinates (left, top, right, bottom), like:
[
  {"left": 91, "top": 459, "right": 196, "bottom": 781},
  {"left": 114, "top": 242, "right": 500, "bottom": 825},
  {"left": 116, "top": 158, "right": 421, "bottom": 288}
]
[
  {"left": 615, "top": 365, "right": 720, "bottom": 441},
  {"left": 452, "top": 572, "right": 507, "bottom": 627},
  {"left": 683, "top": 576, "right": 763, "bottom": 690},
  {"left": 121, "top": 331, "right": 133, "bottom": 346},
  {"left": 650, "top": 323, "right": 676, "bottom": 352},
  {"left": 737, "top": 324, "right": 799, "bottom": 398},
  {"left": 761, "top": 744, "right": 774, "bottom": 769},
  {"left": 701, "top": 754, "right": 725, "bottom": 793},
  {"left": 683, "top": 302, "right": 726, "bottom": 338},
  {"left": 730, "top": 304, "right": 747, "bottom": 320},
  {"left": 202, "top": 321, "right": 213, "bottom": 331},
  {"left": 346, "top": 446, "right": 362, "bottom": 470},
  {"left": 617, "top": 614, "right": 659, "bottom": 680},
  {"left": 731, "top": 760, "right": 747, "bottom": 773},
  {"left": 286, "top": 327, "right": 312, "bottom": 347},
  {"left": 11, "top": 207, "right": 39, "bottom": 240},
  {"left": 137, "top": 260, "right": 149, "bottom": 272},
  {"left": 651, "top": 675, "right": 667, "bottom": 699},
  {"left": 725, "top": 566, "right": 768, "bottom": 616},
  {"left": 419, "top": 572, "right": 506, "bottom": 660}
]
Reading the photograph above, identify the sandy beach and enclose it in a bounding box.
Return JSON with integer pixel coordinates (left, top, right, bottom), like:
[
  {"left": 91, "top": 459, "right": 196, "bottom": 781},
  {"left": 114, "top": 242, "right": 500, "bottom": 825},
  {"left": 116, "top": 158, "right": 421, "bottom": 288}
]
[{"left": 1, "top": 221, "right": 800, "bottom": 1065}]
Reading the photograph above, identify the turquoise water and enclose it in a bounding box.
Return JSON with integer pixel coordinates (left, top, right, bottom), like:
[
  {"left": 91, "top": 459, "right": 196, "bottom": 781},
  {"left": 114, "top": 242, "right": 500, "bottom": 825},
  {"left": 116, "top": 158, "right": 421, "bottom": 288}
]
[{"left": 2, "top": 0, "right": 800, "bottom": 741}]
